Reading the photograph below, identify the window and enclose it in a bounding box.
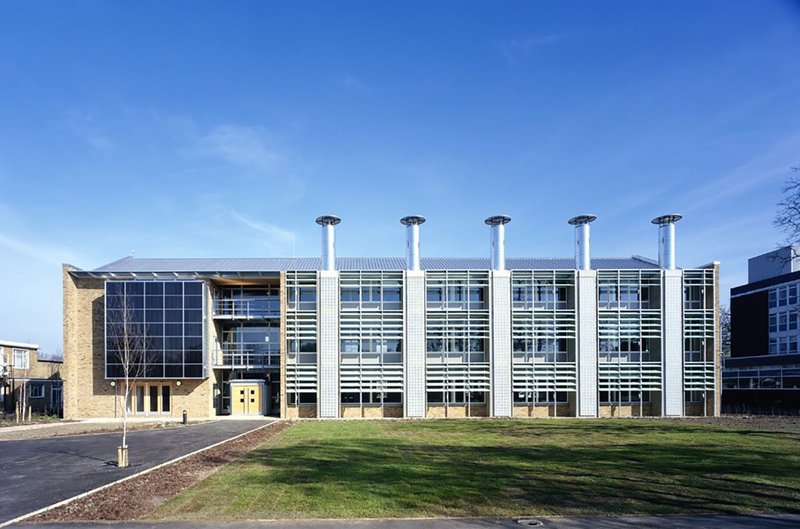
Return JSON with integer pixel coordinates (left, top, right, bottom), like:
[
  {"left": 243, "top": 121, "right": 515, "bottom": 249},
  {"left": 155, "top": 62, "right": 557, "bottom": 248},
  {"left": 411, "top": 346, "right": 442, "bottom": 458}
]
[
  {"left": 791, "top": 285, "right": 799, "bottom": 305},
  {"left": 600, "top": 391, "right": 650, "bottom": 403},
  {"left": 779, "top": 313, "right": 788, "bottom": 332},
  {"left": 514, "top": 391, "right": 569, "bottom": 404},
  {"left": 427, "top": 287, "right": 443, "bottom": 303},
  {"left": 685, "top": 390, "right": 704, "bottom": 403},
  {"left": 106, "top": 281, "right": 204, "bottom": 379},
  {"left": 287, "top": 392, "right": 313, "bottom": 405},
  {"left": 769, "top": 314, "right": 778, "bottom": 333},
  {"left": 779, "top": 288, "right": 788, "bottom": 307},
  {"left": 769, "top": 290, "right": 777, "bottom": 308},
  {"left": 29, "top": 383, "right": 44, "bottom": 399},
  {"left": 12, "top": 349, "right": 29, "bottom": 370}
]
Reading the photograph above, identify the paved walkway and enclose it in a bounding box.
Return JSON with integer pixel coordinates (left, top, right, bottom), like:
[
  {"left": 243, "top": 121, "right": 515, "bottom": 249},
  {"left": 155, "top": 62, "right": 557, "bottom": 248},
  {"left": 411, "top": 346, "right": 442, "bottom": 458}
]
[
  {"left": 18, "top": 514, "right": 800, "bottom": 528},
  {"left": 0, "top": 420, "right": 271, "bottom": 525}
]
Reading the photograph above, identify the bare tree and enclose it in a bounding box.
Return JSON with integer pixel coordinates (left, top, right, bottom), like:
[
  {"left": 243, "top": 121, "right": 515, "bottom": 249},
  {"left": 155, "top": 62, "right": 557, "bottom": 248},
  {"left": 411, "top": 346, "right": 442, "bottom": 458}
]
[
  {"left": 720, "top": 304, "right": 731, "bottom": 358},
  {"left": 774, "top": 167, "right": 800, "bottom": 258},
  {"left": 107, "top": 293, "right": 147, "bottom": 467}
]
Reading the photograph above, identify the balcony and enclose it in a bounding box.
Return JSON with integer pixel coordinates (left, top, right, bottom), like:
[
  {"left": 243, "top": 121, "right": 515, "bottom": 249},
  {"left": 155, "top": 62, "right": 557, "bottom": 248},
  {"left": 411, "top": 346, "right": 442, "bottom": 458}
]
[
  {"left": 213, "top": 298, "right": 280, "bottom": 320},
  {"left": 212, "top": 342, "right": 280, "bottom": 369}
]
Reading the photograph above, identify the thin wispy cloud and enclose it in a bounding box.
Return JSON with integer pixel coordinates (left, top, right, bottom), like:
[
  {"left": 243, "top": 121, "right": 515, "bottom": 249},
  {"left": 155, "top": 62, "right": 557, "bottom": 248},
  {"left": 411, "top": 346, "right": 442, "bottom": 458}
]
[
  {"left": 338, "top": 74, "right": 366, "bottom": 90},
  {"left": 681, "top": 135, "right": 800, "bottom": 214},
  {"left": 497, "top": 34, "right": 563, "bottom": 65},
  {"left": 61, "top": 109, "right": 114, "bottom": 150},
  {"left": 198, "top": 124, "right": 284, "bottom": 174},
  {"left": 229, "top": 210, "right": 296, "bottom": 255}
]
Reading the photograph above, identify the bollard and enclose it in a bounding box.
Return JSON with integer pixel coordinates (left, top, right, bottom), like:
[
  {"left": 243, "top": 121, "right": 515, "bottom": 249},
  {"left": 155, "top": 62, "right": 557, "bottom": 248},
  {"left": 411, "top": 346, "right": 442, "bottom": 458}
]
[{"left": 182, "top": 410, "right": 188, "bottom": 425}]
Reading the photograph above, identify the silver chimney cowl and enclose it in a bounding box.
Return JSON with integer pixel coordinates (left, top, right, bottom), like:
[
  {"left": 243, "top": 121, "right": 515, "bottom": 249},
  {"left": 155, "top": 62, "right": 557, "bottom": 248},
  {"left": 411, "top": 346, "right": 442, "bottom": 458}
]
[
  {"left": 400, "top": 215, "right": 426, "bottom": 271},
  {"left": 315, "top": 215, "right": 341, "bottom": 271},
  {"left": 651, "top": 214, "right": 682, "bottom": 270},
  {"left": 484, "top": 215, "right": 512, "bottom": 271},
  {"left": 568, "top": 214, "right": 597, "bottom": 271}
]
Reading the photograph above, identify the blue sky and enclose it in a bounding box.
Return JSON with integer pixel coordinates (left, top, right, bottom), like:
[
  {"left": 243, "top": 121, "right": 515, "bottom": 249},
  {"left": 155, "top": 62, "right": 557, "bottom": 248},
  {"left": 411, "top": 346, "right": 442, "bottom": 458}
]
[{"left": 1, "top": 1, "right": 799, "bottom": 355}]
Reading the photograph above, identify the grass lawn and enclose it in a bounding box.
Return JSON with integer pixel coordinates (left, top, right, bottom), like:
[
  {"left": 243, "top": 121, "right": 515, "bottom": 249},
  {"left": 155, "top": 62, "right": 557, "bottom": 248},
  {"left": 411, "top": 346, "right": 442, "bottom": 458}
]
[{"left": 152, "top": 419, "right": 800, "bottom": 520}]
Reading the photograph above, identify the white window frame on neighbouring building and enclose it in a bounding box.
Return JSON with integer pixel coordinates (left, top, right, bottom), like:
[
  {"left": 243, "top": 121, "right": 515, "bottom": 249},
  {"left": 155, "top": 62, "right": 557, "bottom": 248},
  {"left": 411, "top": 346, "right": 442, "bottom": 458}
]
[
  {"left": 12, "top": 348, "right": 29, "bottom": 370},
  {"left": 29, "top": 382, "right": 45, "bottom": 399}
]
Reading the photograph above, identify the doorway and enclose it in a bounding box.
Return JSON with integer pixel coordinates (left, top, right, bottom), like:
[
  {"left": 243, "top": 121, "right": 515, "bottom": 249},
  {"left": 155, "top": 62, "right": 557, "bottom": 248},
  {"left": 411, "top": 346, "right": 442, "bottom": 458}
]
[{"left": 230, "top": 381, "right": 266, "bottom": 416}]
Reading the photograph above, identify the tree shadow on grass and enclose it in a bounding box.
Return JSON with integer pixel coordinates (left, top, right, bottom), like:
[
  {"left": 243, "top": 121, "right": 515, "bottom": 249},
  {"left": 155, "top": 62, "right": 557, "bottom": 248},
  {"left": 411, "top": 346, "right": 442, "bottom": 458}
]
[{"left": 224, "top": 436, "right": 800, "bottom": 518}]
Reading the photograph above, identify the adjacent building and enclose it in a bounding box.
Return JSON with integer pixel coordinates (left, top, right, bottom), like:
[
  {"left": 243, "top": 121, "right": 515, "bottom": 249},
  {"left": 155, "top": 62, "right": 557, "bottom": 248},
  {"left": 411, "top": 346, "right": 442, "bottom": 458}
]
[
  {"left": 62, "top": 214, "right": 720, "bottom": 420},
  {"left": 724, "top": 247, "right": 800, "bottom": 413},
  {"left": 0, "top": 340, "right": 63, "bottom": 416}
]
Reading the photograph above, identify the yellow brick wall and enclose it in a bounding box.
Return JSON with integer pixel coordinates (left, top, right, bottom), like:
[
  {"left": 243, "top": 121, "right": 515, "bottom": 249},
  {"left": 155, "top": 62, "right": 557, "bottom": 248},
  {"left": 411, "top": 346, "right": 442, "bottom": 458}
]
[
  {"left": 1, "top": 345, "right": 61, "bottom": 380},
  {"left": 599, "top": 404, "right": 654, "bottom": 417},
  {"left": 513, "top": 404, "right": 573, "bottom": 417},
  {"left": 286, "top": 405, "right": 317, "bottom": 419},
  {"left": 62, "top": 267, "right": 215, "bottom": 419},
  {"left": 63, "top": 266, "right": 114, "bottom": 419}
]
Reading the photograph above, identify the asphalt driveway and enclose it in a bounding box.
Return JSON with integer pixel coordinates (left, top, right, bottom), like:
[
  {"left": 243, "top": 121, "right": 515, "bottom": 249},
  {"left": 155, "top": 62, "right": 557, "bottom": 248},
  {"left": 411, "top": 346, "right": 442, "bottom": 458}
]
[{"left": 0, "top": 420, "right": 271, "bottom": 525}]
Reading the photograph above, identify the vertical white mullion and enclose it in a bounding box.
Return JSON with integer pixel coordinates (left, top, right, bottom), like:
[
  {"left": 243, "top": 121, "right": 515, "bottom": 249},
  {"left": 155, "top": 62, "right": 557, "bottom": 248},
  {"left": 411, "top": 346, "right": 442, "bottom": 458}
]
[
  {"left": 490, "top": 270, "right": 512, "bottom": 417},
  {"left": 577, "top": 269, "right": 598, "bottom": 417},
  {"left": 404, "top": 270, "right": 426, "bottom": 417},
  {"left": 318, "top": 270, "right": 340, "bottom": 418},
  {"left": 662, "top": 269, "right": 684, "bottom": 416}
]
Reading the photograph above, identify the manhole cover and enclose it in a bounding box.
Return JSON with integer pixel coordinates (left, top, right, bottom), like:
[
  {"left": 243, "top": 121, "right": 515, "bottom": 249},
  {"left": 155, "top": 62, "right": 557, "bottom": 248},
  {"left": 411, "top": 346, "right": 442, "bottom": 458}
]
[{"left": 517, "top": 519, "right": 544, "bottom": 527}]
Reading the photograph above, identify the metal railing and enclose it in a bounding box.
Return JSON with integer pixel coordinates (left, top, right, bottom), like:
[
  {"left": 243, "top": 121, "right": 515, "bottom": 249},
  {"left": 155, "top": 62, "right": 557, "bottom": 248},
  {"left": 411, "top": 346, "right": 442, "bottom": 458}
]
[
  {"left": 213, "top": 298, "right": 280, "bottom": 319},
  {"left": 212, "top": 343, "right": 280, "bottom": 368}
]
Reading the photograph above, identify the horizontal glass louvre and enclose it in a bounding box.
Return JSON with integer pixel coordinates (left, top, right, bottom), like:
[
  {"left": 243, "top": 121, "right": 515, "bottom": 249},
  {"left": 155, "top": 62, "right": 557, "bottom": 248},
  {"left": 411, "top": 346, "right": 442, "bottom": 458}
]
[
  {"left": 105, "top": 280, "right": 205, "bottom": 379},
  {"left": 285, "top": 271, "right": 319, "bottom": 400}
]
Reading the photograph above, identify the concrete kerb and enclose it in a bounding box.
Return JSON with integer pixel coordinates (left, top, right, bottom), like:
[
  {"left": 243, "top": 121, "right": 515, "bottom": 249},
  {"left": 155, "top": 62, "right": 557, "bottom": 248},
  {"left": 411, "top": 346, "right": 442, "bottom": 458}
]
[{"left": 0, "top": 419, "right": 279, "bottom": 529}]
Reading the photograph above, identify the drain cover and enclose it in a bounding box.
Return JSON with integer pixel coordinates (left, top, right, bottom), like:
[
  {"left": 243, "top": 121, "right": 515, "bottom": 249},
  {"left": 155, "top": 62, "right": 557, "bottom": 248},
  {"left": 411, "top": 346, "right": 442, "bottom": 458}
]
[{"left": 517, "top": 519, "right": 544, "bottom": 527}]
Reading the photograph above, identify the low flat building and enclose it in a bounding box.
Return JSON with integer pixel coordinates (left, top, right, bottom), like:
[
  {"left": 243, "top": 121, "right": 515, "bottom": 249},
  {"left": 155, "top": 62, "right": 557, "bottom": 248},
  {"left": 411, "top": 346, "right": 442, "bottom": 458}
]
[
  {"left": 0, "top": 340, "right": 63, "bottom": 416},
  {"left": 724, "top": 247, "right": 800, "bottom": 414},
  {"left": 62, "top": 214, "right": 720, "bottom": 420}
]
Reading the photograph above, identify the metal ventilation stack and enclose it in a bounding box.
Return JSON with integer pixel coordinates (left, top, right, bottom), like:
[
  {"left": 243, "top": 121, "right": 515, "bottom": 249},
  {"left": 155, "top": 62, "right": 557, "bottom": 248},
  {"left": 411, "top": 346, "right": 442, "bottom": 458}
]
[
  {"left": 315, "top": 214, "right": 341, "bottom": 272},
  {"left": 652, "top": 214, "right": 682, "bottom": 270},
  {"left": 568, "top": 214, "right": 597, "bottom": 271},
  {"left": 315, "top": 214, "right": 342, "bottom": 418},
  {"left": 485, "top": 214, "right": 513, "bottom": 417},
  {"left": 401, "top": 215, "right": 426, "bottom": 271},
  {"left": 485, "top": 215, "right": 511, "bottom": 271}
]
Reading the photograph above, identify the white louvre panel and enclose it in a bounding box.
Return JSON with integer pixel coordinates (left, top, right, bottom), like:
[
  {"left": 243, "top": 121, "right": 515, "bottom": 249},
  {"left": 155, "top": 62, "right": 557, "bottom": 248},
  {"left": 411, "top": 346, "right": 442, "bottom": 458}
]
[
  {"left": 577, "top": 270, "right": 598, "bottom": 416},
  {"left": 683, "top": 269, "right": 716, "bottom": 392},
  {"left": 318, "top": 270, "right": 340, "bottom": 418},
  {"left": 286, "top": 365, "right": 318, "bottom": 391},
  {"left": 340, "top": 365, "right": 404, "bottom": 390},
  {"left": 684, "top": 362, "right": 715, "bottom": 389},
  {"left": 426, "top": 363, "right": 491, "bottom": 390},
  {"left": 404, "top": 271, "right": 426, "bottom": 417},
  {"left": 512, "top": 363, "right": 577, "bottom": 392},
  {"left": 598, "top": 363, "right": 662, "bottom": 390},
  {"left": 662, "top": 269, "right": 684, "bottom": 416},
  {"left": 490, "top": 270, "right": 512, "bottom": 417}
]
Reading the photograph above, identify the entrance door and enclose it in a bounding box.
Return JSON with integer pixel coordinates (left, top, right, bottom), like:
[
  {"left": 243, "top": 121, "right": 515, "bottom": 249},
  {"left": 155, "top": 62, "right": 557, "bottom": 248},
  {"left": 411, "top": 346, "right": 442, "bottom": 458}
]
[{"left": 231, "top": 383, "right": 263, "bottom": 415}]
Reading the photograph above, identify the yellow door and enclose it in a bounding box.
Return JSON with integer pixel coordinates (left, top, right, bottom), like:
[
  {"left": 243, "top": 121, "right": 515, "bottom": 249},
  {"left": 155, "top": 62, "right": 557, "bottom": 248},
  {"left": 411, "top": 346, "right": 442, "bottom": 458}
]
[
  {"left": 247, "top": 385, "right": 262, "bottom": 415},
  {"left": 232, "top": 384, "right": 263, "bottom": 415},
  {"left": 232, "top": 385, "right": 248, "bottom": 414}
]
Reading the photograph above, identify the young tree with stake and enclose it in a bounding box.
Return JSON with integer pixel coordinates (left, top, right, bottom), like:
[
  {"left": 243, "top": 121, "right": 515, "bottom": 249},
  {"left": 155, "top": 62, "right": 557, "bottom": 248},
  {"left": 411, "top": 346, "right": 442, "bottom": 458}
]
[{"left": 108, "top": 292, "right": 147, "bottom": 468}]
